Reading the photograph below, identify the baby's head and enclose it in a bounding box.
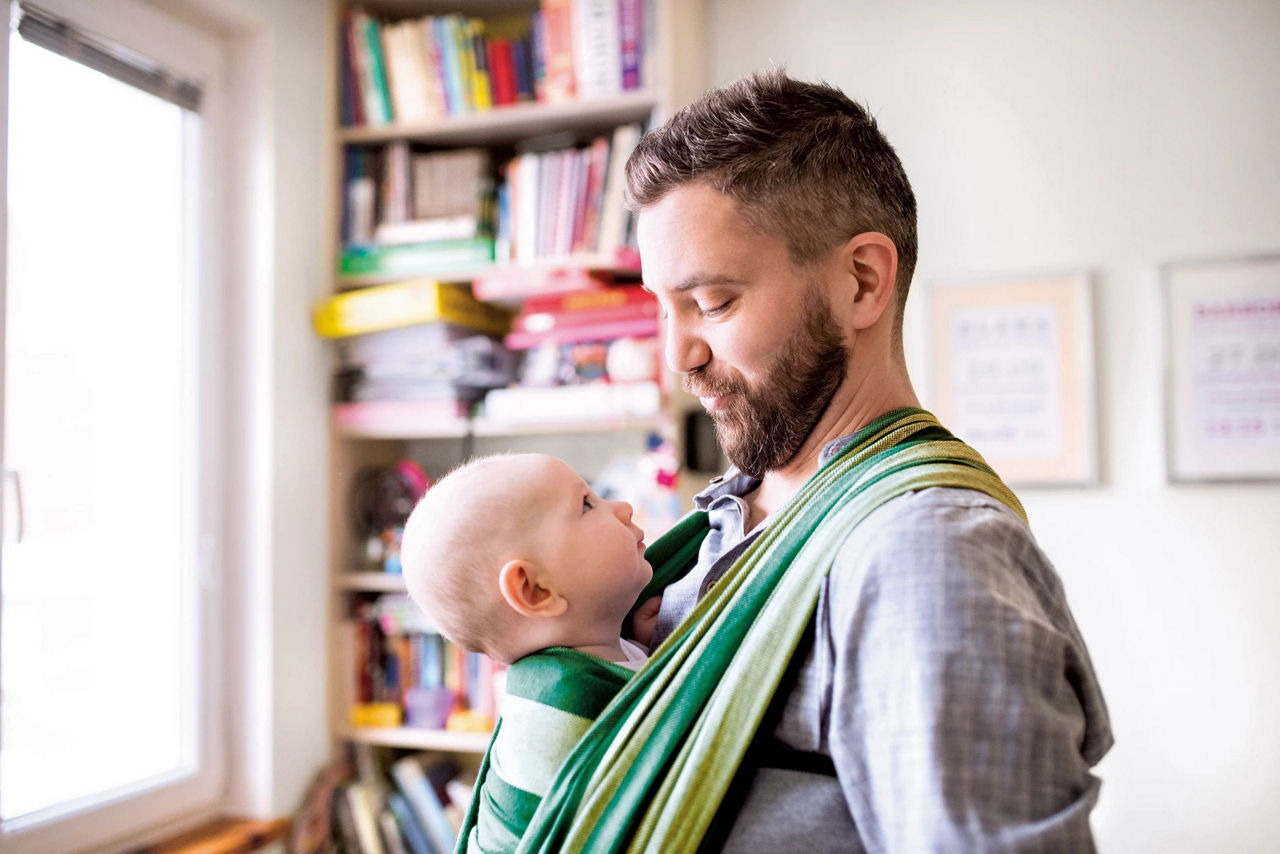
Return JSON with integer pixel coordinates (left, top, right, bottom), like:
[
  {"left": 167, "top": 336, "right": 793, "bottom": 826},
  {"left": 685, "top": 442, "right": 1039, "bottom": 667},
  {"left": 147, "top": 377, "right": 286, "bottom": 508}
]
[{"left": 400, "top": 453, "right": 653, "bottom": 664}]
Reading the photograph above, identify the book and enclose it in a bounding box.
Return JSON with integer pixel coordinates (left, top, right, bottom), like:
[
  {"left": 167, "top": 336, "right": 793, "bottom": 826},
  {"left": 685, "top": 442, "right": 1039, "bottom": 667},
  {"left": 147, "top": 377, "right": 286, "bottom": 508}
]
[
  {"left": 314, "top": 278, "right": 513, "bottom": 338},
  {"left": 364, "top": 14, "right": 395, "bottom": 124},
  {"left": 505, "top": 315, "right": 658, "bottom": 349},
  {"left": 338, "top": 237, "right": 496, "bottom": 278},
  {"left": 467, "top": 18, "right": 493, "bottom": 111},
  {"left": 382, "top": 22, "right": 428, "bottom": 125},
  {"left": 435, "top": 15, "right": 465, "bottom": 115},
  {"left": 346, "top": 782, "right": 389, "bottom": 854},
  {"left": 417, "top": 18, "right": 449, "bottom": 120},
  {"left": 388, "top": 791, "right": 437, "bottom": 854},
  {"left": 571, "top": 0, "right": 622, "bottom": 99},
  {"left": 597, "top": 123, "right": 642, "bottom": 254},
  {"left": 472, "top": 265, "right": 614, "bottom": 301},
  {"left": 482, "top": 380, "right": 662, "bottom": 423},
  {"left": 515, "top": 284, "right": 658, "bottom": 331},
  {"left": 391, "top": 756, "right": 457, "bottom": 854},
  {"left": 538, "top": 0, "right": 576, "bottom": 103},
  {"left": 575, "top": 135, "right": 611, "bottom": 252},
  {"left": 374, "top": 215, "right": 480, "bottom": 246},
  {"left": 618, "top": 0, "right": 644, "bottom": 90},
  {"left": 378, "top": 808, "right": 411, "bottom": 854}
]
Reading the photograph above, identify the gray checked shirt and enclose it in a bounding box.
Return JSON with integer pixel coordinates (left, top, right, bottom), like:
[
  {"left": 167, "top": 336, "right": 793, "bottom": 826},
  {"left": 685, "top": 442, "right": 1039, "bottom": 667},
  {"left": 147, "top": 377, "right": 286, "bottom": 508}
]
[{"left": 650, "top": 437, "right": 1113, "bottom": 853}]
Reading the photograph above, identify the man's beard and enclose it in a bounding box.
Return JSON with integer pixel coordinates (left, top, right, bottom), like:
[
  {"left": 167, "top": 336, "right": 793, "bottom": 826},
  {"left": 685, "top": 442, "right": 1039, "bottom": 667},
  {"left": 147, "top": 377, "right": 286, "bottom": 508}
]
[{"left": 685, "top": 289, "right": 849, "bottom": 477}]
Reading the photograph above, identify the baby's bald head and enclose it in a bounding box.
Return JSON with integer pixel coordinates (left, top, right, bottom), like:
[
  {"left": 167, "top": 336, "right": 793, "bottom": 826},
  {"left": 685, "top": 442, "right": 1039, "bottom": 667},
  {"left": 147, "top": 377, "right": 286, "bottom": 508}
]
[{"left": 399, "top": 454, "right": 548, "bottom": 662}]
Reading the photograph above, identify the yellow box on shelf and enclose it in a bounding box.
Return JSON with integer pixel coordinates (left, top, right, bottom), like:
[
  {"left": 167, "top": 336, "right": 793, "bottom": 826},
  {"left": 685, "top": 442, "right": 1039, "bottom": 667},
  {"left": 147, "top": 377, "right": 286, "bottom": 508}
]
[
  {"left": 349, "top": 702, "right": 403, "bottom": 728},
  {"left": 313, "top": 278, "right": 513, "bottom": 338}
]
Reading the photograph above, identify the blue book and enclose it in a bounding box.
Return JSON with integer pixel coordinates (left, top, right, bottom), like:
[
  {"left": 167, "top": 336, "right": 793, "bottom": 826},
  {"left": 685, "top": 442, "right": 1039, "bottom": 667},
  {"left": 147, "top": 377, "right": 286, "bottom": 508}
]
[
  {"left": 388, "top": 790, "right": 437, "bottom": 854},
  {"left": 433, "top": 16, "right": 462, "bottom": 115},
  {"left": 392, "top": 757, "right": 457, "bottom": 854}
]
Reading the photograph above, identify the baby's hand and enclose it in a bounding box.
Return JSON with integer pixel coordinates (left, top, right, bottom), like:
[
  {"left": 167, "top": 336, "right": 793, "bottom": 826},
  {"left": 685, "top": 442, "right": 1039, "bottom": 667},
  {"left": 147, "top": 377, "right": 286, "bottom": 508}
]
[{"left": 630, "top": 595, "right": 663, "bottom": 648}]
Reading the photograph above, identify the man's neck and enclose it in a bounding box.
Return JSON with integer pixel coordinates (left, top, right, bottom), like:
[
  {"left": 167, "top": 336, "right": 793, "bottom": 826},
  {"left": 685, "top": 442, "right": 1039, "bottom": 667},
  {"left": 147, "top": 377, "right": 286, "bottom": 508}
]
[{"left": 744, "top": 360, "right": 919, "bottom": 529}]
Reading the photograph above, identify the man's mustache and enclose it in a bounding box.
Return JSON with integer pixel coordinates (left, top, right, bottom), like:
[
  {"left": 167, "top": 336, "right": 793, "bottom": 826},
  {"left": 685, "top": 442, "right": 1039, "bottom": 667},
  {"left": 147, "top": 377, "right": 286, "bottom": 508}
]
[{"left": 683, "top": 369, "right": 745, "bottom": 398}]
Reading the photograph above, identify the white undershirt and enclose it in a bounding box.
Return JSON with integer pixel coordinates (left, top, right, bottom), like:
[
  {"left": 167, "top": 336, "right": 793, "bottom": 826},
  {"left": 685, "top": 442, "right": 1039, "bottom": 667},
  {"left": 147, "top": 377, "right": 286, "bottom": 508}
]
[{"left": 615, "top": 638, "right": 649, "bottom": 671}]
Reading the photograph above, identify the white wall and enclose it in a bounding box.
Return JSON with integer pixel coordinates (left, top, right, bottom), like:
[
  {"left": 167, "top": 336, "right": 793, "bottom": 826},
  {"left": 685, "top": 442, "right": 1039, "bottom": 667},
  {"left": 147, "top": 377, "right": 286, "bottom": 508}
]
[
  {"left": 161, "top": 0, "right": 331, "bottom": 821},
  {"left": 708, "top": 1, "right": 1280, "bottom": 850}
]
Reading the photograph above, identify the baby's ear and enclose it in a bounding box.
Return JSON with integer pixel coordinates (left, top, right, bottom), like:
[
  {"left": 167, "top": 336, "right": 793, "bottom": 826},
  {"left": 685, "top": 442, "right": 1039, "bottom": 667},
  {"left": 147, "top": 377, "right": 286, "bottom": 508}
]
[{"left": 497, "top": 559, "right": 568, "bottom": 619}]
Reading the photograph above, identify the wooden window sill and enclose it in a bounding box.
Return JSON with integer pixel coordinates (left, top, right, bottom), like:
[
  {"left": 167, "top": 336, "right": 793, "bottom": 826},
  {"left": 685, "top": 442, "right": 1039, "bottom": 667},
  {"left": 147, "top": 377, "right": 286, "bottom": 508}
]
[{"left": 134, "top": 816, "right": 291, "bottom": 854}]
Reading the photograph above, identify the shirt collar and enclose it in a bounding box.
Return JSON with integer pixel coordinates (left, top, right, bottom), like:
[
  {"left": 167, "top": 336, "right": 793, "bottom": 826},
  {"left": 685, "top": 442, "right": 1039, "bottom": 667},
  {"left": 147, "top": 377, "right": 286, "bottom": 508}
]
[{"left": 692, "top": 432, "right": 861, "bottom": 506}]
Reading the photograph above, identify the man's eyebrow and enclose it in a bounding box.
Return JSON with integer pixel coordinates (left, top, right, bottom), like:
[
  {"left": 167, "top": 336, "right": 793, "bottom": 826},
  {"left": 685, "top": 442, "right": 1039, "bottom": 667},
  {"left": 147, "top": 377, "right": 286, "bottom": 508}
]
[{"left": 643, "top": 274, "right": 748, "bottom": 295}]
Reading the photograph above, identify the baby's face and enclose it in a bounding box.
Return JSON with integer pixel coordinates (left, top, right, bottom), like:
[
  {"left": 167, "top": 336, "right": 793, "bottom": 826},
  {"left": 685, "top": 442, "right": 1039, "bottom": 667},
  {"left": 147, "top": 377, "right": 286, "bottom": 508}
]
[{"left": 516, "top": 455, "right": 654, "bottom": 625}]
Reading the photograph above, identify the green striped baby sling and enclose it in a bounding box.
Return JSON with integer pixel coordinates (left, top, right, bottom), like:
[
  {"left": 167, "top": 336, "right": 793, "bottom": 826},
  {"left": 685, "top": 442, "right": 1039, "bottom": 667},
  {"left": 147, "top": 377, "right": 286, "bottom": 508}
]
[{"left": 459, "top": 408, "right": 1026, "bottom": 853}]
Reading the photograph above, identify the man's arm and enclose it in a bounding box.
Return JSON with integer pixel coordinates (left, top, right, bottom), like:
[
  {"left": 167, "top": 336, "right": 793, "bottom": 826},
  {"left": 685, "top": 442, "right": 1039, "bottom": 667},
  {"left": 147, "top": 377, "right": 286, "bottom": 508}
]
[{"left": 826, "top": 490, "right": 1111, "bottom": 853}]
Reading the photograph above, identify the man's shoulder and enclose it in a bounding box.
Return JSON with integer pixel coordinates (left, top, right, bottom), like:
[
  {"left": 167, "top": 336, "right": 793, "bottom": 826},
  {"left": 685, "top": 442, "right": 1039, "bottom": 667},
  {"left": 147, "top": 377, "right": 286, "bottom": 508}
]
[
  {"left": 823, "top": 486, "right": 1059, "bottom": 614},
  {"left": 834, "top": 485, "right": 1032, "bottom": 549}
]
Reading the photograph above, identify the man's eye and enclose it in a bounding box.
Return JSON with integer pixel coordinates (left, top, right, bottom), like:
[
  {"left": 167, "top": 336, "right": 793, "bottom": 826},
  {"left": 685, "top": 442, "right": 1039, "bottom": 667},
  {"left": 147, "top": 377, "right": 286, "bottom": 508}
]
[{"left": 701, "top": 300, "right": 732, "bottom": 318}]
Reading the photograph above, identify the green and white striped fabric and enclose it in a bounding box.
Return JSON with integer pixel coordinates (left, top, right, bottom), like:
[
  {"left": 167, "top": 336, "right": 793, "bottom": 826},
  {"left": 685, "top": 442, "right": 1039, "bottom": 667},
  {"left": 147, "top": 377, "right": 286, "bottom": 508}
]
[
  {"left": 461, "top": 649, "right": 634, "bottom": 853},
  {"left": 461, "top": 408, "right": 1025, "bottom": 853}
]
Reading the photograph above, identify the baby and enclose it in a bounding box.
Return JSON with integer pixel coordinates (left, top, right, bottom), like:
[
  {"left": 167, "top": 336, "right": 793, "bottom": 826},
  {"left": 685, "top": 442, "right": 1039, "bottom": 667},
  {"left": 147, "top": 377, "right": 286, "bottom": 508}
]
[{"left": 399, "top": 453, "right": 659, "bottom": 853}]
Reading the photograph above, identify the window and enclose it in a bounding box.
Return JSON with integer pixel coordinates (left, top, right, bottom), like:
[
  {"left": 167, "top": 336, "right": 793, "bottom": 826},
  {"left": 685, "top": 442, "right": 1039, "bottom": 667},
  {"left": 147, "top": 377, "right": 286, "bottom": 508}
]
[{"left": 0, "top": 1, "right": 226, "bottom": 849}]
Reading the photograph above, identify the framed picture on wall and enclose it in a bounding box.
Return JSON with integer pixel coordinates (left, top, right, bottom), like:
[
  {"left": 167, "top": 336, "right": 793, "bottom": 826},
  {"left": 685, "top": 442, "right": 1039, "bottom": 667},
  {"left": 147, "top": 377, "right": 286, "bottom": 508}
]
[
  {"left": 926, "top": 272, "right": 1098, "bottom": 486},
  {"left": 1164, "top": 255, "right": 1280, "bottom": 482}
]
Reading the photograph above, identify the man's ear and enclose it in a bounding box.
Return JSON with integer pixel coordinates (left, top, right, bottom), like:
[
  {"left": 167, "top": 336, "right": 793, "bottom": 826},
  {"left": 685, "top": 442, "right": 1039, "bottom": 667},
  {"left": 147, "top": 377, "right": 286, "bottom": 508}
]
[
  {"left": 839, "top": 232, "right": 899, "bottom": 330},
  {"left": 497, "top": 559, "right": 568, "bottom": 619}
]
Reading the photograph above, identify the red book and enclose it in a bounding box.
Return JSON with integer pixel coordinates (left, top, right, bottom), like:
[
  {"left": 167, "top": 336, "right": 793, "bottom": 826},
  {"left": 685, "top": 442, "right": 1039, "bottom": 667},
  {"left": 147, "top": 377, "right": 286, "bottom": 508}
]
[
  {"left": 521, "top": 283, "right": 656, "bottom": 317},
  {"left": 488, "top": 38, "right": 517, "bottom": 106},
  {"left": 342, "top": 9, "right": 366, "bottom": 125},
  {"left": 504, "top": 315, "right": 658, "bottom": 349},
  {"left": 514, "top": 299, "right": 657, "bottom": 334}
]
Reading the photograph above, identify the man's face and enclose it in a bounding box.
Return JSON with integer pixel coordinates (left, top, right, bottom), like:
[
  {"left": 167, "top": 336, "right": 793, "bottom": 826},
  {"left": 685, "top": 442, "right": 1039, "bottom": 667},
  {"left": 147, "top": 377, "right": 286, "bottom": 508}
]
[{"left": 637, "top": 184, "right": 849, "bottom": 477}]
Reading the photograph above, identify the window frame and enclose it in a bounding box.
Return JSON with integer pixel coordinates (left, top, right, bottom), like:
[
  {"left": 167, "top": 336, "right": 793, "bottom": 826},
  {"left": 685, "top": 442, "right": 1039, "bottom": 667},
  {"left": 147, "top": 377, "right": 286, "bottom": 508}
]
[{"left": 0, "top": 0, "right": 230, "bottom": 849}]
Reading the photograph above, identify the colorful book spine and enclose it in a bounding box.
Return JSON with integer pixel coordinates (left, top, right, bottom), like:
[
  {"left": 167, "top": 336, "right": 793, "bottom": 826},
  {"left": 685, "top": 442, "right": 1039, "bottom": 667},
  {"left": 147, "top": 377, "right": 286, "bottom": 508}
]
[
  {"left": 435, "top": 16, "right": 463, "bottom": 115},
  {"left": 338, "top": 236, "right": 496, "bottom": 278},
  {"left": 363, "top": 15, "right": 394, "bottom": 123},
  {"left": 618, "top": 0, "right": 644, "bottom": 89},
  {"left": 467, "top": 18, "right": 493, "bottom": 111},
  {"left": 538, "top": 0, "right": 575, "bottom": 102}
]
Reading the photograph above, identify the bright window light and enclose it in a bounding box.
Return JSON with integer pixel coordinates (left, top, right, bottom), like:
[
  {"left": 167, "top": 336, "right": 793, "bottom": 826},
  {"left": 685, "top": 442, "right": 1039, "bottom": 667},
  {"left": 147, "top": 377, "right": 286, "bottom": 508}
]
[{"left": 2, "top": 24, "right": 200, "bottom": 825}]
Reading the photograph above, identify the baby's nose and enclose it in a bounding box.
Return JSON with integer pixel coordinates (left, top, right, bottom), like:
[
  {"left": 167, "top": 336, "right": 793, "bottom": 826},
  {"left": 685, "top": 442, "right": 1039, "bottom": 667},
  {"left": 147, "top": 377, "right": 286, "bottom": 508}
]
[{"left": 612, "top": 499, "right": 634, "bottom": 524}]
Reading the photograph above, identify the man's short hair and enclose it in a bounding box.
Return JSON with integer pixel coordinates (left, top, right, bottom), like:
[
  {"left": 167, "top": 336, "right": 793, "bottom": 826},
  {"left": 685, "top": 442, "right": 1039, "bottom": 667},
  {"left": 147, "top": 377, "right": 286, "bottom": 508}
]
[{"left": 625, "top": 69, "right": 919, "bottom": 328}]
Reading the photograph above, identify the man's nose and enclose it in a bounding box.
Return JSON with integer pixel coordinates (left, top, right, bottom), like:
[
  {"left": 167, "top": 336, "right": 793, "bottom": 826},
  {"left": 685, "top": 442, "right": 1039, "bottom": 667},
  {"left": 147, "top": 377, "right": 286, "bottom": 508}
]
[{"left": 663, "top": 314, "right": 710, "bottom": 374}]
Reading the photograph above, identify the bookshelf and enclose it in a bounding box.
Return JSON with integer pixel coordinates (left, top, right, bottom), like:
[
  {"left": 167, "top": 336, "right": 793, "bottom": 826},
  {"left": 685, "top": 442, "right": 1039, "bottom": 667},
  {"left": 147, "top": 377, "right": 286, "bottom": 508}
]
[{"left": 323, "top": 0, "right": 707, "bottom": 784}]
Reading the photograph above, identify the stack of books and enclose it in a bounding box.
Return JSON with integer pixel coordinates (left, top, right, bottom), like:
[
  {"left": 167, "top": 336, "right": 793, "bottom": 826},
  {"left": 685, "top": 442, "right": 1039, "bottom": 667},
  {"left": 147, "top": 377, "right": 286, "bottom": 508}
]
[
  {"left": 495, "top": 122, "right": 643, "bottom": 268},
  {"left": 480, "top": 284, "right": 662, "bottom": 424},
  {"left": 340, "top": 0, "right": 649, "bottom": 127},
  {"left": 343, "top": 146, "right": 496, "bottom": 278},
  {"left": 341, "top": 122, "right": 641, "bottom": 280},
  {"left": 315, "top": 280, "right": 517, "bottom": 420},
  {"left": 341, "top": 593, "right": 504, "bottom": 734},
  {"left": 334, "top": 745, "right": 474, "bottom": 854}
]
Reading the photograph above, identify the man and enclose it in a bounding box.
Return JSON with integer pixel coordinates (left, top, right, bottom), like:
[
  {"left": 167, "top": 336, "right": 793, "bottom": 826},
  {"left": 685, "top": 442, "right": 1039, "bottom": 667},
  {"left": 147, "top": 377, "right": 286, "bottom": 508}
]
[{"left": 627, "top": 70, "right": 1113, "bottom": 851}]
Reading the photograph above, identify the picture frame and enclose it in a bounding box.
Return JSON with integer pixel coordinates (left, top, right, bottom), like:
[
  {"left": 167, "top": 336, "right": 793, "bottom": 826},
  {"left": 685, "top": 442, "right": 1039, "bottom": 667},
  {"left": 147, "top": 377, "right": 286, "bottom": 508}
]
[
  {"left": 926, "top": 272, "right": 1098, "bottom": 486},
  {"left": 1163, "top": 255, "right": 1280, "bottom": 482}
]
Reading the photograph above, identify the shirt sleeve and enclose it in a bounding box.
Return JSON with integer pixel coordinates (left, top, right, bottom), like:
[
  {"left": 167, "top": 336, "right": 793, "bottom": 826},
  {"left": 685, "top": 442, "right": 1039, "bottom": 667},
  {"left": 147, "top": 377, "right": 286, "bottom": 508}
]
[{"left": 824, "top": 490, "right": 1111, "bottom": 853}]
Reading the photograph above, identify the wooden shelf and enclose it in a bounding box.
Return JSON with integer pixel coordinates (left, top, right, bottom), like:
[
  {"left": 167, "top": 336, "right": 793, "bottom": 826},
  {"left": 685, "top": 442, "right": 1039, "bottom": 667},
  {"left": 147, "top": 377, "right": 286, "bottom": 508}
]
[
  {"left": 341, "top": 726, "right": 492, "bottom": 753},
  {"left": 336, "top": 572, "right": 408, "bottom": 592},
  {"left": 337, "top": 89, "right": 660, "bottom": 148},
  {"left": 333, "top": 403, "right": 665, "bottom": 440},
  {"left": 336, "top": 251, "right": 643, "bottom": 290}
]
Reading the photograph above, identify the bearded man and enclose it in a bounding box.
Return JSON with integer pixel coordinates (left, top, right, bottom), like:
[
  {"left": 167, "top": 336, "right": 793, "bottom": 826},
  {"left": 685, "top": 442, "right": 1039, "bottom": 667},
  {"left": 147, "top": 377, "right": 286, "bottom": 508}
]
[{"left": 620, "top": 71, "right": 1113, "bottom": 852}]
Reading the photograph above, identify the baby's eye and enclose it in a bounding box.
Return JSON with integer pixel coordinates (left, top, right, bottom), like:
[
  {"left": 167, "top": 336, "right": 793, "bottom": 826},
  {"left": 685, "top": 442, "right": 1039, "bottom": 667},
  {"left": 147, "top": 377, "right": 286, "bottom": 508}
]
[{"left": 582, "top": 495, "right": 595, "bottom": 512}]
